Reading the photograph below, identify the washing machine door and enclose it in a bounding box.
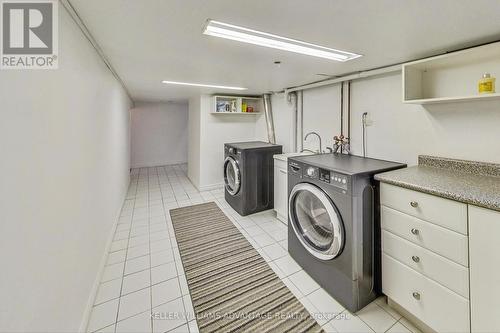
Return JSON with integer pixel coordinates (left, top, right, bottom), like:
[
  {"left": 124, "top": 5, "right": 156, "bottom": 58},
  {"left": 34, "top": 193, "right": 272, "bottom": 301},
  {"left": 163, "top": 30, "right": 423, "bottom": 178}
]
[
  {"left": 224, "top": 156, "right": 241, "bottom": 195},
  {"left": 289, "top": 183, "right": 344, "bottom": 260}
]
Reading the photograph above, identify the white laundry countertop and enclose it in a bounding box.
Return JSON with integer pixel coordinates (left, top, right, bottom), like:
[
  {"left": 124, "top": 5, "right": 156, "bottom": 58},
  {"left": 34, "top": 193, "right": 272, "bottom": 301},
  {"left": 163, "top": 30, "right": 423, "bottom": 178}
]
[{"left": 273, "top": 152, "right": 315, "bottom": 162}]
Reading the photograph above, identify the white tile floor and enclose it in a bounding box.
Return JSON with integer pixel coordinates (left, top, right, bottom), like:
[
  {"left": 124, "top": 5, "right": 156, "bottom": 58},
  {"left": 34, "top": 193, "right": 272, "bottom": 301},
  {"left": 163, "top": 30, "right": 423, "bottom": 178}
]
[{"left": 87, "top": 164, "right": 421, "bottom": 333}]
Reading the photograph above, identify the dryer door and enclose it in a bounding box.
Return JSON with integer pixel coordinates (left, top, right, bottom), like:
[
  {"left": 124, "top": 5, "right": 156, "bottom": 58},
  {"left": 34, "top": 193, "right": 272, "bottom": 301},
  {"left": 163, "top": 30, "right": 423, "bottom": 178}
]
[
  {"left": 224, "top": 156, "right": 241, "bottom": 195},
  {"left": 289, "top": 183, "right": 344, "bottom": 260}
]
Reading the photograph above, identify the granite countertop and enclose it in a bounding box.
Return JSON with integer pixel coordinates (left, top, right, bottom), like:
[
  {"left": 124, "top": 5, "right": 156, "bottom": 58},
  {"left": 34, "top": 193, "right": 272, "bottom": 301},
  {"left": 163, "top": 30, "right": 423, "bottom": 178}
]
[{"left": 375, "top": 155, "right": 500, "bottom": 212}]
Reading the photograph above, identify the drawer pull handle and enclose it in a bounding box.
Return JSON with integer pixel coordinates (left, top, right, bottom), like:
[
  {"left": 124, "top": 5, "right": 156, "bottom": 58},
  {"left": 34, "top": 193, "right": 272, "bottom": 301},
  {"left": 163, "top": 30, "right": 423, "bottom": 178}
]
[
  {"left": 412, "top": 255, "right": 420, "bottom": 263},
  {"left": 411, "top": 228, "right": 420, "bottom": 235},
  {"left": 410, "top": 201, "right": 419, "bottom": 208},
  {"left": 412, "top": 292, "right": 421, "bottom": 300}
]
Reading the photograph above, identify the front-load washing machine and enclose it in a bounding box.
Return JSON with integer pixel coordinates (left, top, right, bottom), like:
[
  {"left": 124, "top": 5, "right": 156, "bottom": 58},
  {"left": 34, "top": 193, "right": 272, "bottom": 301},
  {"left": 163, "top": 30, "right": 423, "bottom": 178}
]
[
  {"left": 287, "top": 153, "right": 405, "bottom": 312},
  {"left": 224, "top": 141, "right": 282, "bottom": 216}
]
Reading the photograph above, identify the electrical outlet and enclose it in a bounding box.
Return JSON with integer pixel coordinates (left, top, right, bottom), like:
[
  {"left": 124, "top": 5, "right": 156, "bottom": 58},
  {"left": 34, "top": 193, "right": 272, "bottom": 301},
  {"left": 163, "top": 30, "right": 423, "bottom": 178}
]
[{"left": 362, "top": 113, "right": 374, "bottom": 126}]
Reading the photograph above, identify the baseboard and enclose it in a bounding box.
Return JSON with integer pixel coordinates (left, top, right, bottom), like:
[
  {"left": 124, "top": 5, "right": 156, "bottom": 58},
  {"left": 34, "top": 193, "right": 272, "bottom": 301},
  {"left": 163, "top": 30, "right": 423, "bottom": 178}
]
[
  {"left": 131, "top": 160, "right": 187, "bottom": 169},
  {"left": 79, "top": 175, "right": 130, "bottom": 332},
  {"left": 387, "top": 297, "right": 437, "bottom": 333},
  {"left": 186, "top": 173, "right": 200, "bottom": 191},
  {"left": 198, "top": 182, "right": 224, "bottom": 192},
  {"left": 276, "top": 211, "right": 287, "bottom": 225}
]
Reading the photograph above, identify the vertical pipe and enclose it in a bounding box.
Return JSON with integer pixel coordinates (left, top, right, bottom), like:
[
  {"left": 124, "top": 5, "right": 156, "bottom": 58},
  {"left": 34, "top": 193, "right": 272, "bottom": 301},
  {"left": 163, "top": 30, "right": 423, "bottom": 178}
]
[
  {"left": 289, "top": 92, "right": 298, "bottom": 152},
  {"left": 298, "top": 91, "right": 304, "bottom": 152},
  {"left": 347, "top": 81, "right": 351, "bottom": 142},
  {"left": 340, "top": 83, "right": 344, "bottom": 153},
  {"left": 340, "top": 81, "right": 351, "bottom": 154},
  {"left": 340, "top": 84, "right": 344, "bottom": 135},
  {"left": 263, "top": 94, "right": 276, "bottom": 144}
]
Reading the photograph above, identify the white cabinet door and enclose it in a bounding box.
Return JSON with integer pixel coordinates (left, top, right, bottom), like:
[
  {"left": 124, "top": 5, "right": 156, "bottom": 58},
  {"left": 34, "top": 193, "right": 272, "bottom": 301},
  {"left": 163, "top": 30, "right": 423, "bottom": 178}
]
[
  {"left": 469, "top": 205, "right": 500, "bottom": 333},
  {"left": 274, "top": 166, "right": 288, "bottom": 224}
]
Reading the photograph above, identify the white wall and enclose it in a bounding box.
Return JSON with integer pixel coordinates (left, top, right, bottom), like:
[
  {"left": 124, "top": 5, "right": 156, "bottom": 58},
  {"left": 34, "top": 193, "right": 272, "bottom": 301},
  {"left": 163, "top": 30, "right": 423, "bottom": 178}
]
[
  {"left": 187, "top": 68, "right": 500, "bottom": 192},
  {"left": 259, "top": 88, "right": 341, "bottom": 155},
  {"left": 188, "top": 96, "right": 201, "bottom": 189},
  {"left": 349, "top": 72, "right": 500, "bottom": 165},
  {"left": 303, "top": 85, "right": 341, "bottom": 152},
  {"left": 131, "top": 102, "right": 188, "bottom": 168},
  {"left": 257, "top": 88, "right": 342, "bottom": 154},
  {"left": 188, "top": 95, "right": 269, "bottom": 190},
  {"left": 255, "top": 93, "right": 294, "bottom": 153},
  {"left": 0, "top": 6, "right": 131, "bottom": 332},
  {"left": 199, "top": 95, "right": 261, "bottom": 189},
  {"left": 272, "top": 72, "right": 500, "bottom": 166},
  {"left": 176, "top": 71, "right": 499, "bottom": 333}
]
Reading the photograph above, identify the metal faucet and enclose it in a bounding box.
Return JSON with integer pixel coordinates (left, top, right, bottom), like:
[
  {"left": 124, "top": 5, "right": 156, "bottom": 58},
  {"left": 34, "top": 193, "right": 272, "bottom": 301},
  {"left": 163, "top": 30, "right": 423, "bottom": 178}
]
[
  {"left": 333, "top": 135, "right": 351, "bottom": 154},
  {"left": 304, "top": 131, "right": 322, "bottom": 153}
]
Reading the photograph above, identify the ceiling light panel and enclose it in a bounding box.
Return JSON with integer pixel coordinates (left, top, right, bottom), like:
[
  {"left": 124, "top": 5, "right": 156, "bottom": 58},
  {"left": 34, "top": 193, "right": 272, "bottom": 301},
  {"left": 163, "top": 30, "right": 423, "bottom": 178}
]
[
  {"left": 162, "top": 80, "right": 247, "bottom": 90},
  {"left": 203, "top": 20, "right": 362, "bottom": 62}
]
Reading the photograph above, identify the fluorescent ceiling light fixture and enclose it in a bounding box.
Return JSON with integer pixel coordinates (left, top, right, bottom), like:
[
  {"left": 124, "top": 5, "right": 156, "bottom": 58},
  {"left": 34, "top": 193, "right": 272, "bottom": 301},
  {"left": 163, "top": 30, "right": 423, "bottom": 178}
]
[
  {"left": 203, "top": 20, "right": 362, "bottom": 62},
  {"left": 162, "top": 80, "right": 247, "bottom": 90}
]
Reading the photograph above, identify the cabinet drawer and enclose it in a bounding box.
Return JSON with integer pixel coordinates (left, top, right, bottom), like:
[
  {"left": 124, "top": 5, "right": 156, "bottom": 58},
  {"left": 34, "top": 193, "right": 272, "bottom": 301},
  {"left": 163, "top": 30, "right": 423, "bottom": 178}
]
[
  {"left": 382, "top": 230, "right": 469, "bottom": 298},
  {"left": 381, "top": 205, "right": 468, "bottom": 266},
  {"left": 382, "top": 254, "right": 470, "bottom": 333},
  {"left": 380, "top": 183, "right": 467, "bottom": 234}
]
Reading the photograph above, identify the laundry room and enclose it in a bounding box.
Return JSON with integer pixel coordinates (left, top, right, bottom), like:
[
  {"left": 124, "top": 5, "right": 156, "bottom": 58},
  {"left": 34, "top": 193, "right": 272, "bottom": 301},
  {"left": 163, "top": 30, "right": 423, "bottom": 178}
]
[{"left": 1, "top": 1, "right": 500, "bottom": 333}]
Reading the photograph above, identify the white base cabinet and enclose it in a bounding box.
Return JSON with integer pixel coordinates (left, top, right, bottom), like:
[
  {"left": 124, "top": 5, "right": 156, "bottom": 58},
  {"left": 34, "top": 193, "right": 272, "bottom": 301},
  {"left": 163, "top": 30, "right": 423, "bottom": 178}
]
[
  {"left": 469, "top": 206, "right": 500, "bottom": 333},
  {"left": 273, "top": 157, "right": 288, "bottom": 224},
  {"left": 273, "top": 152, "right": 314, "bottom": 224},
  {"left": 380, "top": 183, "right": 470, "bottom": 333},
  {"left": 381, "top": 183, "right": 500, "bottom": 333}
]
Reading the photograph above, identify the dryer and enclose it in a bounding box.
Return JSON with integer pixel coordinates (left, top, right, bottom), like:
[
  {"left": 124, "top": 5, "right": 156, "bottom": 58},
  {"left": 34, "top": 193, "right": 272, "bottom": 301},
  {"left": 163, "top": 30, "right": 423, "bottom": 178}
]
[
  {"left": 287, "top": 153, "right": 405, "bottom": 312},
  {"left": 224, "top": 141, "right": 282, "bottom": 216}
]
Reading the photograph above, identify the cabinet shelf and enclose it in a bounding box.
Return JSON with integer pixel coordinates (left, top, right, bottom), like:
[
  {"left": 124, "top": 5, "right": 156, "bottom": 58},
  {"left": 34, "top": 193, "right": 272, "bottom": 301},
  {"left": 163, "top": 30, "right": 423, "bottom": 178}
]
[
  {"left": 210, "top": 111, "right": 261, "bottom": 115},
  {"left": 403, "top": 42, "right": 500, "bottom": 105},
  {"left": 404, "top": 93, "right": 500, "bottom": 105}
]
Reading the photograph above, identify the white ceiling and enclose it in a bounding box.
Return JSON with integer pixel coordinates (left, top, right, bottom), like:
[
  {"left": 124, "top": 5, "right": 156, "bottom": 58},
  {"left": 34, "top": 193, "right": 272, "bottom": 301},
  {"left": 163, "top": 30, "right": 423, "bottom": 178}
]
[{"left": 70, "top": 0, "right": 500, "bottom": 102}]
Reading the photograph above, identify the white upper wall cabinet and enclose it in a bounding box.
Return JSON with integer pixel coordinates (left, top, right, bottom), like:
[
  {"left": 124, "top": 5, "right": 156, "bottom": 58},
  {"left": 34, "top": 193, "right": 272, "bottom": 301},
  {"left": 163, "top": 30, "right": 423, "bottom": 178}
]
[{"left": 403, "top": 42, "right": 500, "bottom": 104}]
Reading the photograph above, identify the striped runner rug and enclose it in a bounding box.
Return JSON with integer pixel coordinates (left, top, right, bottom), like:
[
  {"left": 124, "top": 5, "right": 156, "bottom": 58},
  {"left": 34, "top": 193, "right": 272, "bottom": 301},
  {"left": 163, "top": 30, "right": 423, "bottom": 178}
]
[{"left": 170, "top": 202, "right": 323, "bottom": 333}]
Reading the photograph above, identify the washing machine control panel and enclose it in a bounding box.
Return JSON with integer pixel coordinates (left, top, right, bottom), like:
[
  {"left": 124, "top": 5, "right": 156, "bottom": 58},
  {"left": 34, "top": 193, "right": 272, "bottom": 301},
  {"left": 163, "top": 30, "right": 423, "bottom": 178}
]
[
  {"left": 319, "top": 169, "right": 331, "bottom": 183},
  {"left": 288, "top": 162, "right": 301, "bottom": 176},
  {"left": 318, "top": 168, "right": 348, "bottom": 188},
  {"left": 330, "top": 172, "right": 349, "bottom": 190},
  {"left": 225, "top": 146, "right": 241, "bottom": 156},
  {"left": 305, "top": 166, "right": 318, "bottom": 178}
]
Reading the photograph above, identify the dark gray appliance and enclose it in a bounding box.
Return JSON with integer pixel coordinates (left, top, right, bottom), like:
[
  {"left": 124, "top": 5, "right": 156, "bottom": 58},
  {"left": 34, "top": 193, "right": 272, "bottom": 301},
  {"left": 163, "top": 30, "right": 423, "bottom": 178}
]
[
  {"left": 287, "top": 153, "right": 406, "bottom": 312},
  {"left": 224, "top": 141, "right": 282, "bottom": 216}
]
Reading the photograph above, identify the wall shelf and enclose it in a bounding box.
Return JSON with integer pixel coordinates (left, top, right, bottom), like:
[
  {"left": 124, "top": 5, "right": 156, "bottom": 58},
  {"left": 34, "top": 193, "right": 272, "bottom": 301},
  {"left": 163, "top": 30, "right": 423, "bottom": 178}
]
[
  {"left": 403, "top": 42, "right": 500, "bottom": 105},
  {"left": 404, "top": 93, "right": 500, "bottom": 105},
  {"left": 213, "top": 95, "right": 263, "bottom": 115},
  {"left": 210, "top": 111, "right": 261, "bottom": 115}
]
